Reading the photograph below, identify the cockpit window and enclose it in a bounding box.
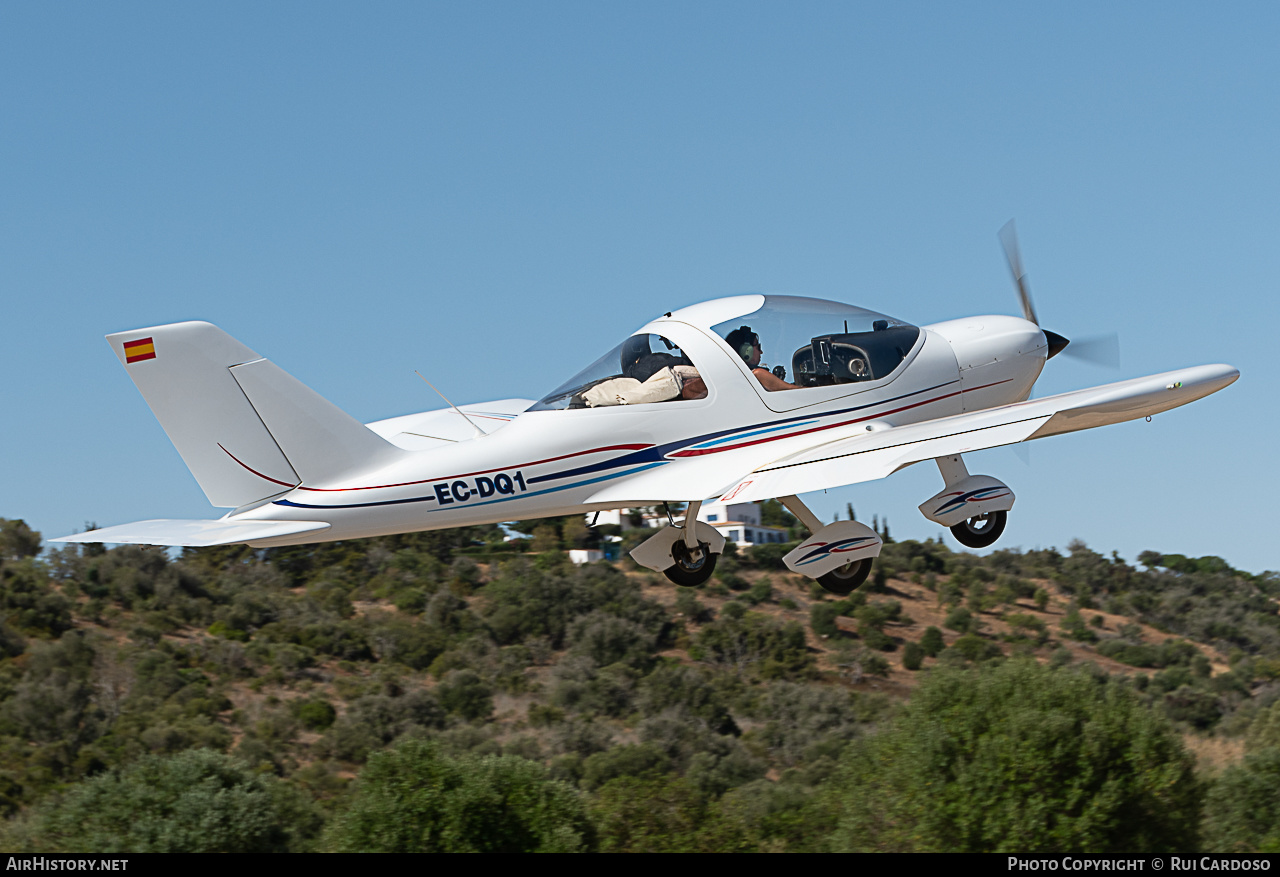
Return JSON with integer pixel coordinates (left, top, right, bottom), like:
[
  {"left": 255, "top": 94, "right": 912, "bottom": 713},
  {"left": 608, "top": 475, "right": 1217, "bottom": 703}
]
[
  {"left": 712, "top": 296, "right": 920, "bottom": 390},
  {"left": 529, "top": 334, "right": 707, "bottom": 411}
]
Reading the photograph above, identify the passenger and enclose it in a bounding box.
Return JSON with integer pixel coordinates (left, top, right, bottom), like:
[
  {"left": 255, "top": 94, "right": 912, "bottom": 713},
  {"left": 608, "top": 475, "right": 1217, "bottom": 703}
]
[
  {"left": 724, "top": 326, "right": 802, "bottom": 391},
  {"left": 673, "top": 365, "right": 707, "bottom": 399},
  {"left": 583, "top": 364, "right": 707, "bottom": 407}
]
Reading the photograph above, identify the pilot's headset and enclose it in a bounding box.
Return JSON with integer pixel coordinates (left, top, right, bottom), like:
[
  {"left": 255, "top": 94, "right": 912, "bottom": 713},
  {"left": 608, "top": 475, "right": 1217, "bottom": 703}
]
[{"left": 725, "top": 326, "right": 760, "bottom": 363}]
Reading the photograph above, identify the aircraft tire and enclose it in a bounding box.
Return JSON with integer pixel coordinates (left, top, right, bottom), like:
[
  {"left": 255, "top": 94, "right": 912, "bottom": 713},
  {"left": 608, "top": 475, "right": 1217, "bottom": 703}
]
[
  {"left": 664, "top": 541, "right": 717, "bottom": 587},
  {"left": 817, "top": 558, "right": 872, "bottom": 596},
  {"left": 949, "top": 510, "right": 1007, "bottom": 548}
]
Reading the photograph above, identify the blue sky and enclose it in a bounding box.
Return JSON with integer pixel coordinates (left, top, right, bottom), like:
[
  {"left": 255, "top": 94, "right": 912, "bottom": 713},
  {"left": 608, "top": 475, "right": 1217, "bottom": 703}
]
[{"left": 2, "top": 2, "right": 1275, "bottom": 572}]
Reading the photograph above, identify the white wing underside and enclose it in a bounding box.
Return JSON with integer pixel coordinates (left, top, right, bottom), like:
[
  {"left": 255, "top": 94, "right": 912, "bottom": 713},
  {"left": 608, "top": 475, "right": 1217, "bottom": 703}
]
[
  {"left": 52, "top": 519, "right": 331, "bottom": 547},
  {"left": 588, "top": 364, "right": 1238, "bottom": 505}
]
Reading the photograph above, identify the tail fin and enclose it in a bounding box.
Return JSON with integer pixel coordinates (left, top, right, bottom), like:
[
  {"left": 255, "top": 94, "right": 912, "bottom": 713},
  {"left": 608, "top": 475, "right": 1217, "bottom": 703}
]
[{"left": 108, "top": 322, "right": 403, "bottom": 508}]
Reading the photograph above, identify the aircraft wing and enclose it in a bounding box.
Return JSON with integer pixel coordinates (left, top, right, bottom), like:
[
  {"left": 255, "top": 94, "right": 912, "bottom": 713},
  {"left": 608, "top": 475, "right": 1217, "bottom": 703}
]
[
  {"left": 51, "top": 519, "right": 331, "bottom": 547},
  {"left": 588, "top": 363, "right": 1236, "bottom": 505},
  {"left": 718, "top": 363, "right": 1237, "bottom": 502}
]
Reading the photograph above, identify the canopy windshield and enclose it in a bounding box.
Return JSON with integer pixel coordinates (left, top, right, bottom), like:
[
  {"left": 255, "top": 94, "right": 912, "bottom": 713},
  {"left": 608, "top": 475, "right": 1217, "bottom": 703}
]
[
  {"left": 529, "top": 334, "right": 706, "bottom": 411},
  {"left": 711, "top": 296, "right": 919, "bottom": 389}
]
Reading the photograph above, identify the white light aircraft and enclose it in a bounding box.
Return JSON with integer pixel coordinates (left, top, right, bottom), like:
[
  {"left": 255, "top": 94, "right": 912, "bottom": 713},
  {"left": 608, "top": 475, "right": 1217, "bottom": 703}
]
[{"left": 56, "top": 228, "right": 1238, "bottom": 594}]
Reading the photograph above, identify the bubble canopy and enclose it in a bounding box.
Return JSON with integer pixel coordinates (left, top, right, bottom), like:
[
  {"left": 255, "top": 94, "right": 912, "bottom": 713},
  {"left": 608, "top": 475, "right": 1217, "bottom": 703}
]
[
  {"left": 529, "top": 295, "right": 920, "bottom": 410},
  {"left": 711, "top": 296, "right": 919, "bottom": 390}
]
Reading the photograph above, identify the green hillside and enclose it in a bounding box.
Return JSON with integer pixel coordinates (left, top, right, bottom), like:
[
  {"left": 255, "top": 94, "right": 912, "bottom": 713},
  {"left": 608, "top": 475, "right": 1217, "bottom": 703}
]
[{"left": 0, "top": 516, "right": 1276, "bottom": 853}]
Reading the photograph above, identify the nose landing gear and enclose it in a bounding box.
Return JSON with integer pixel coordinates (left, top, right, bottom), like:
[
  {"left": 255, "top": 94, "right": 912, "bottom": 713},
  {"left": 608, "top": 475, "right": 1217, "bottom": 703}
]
[
  {"left": 629, "top": 502, "right": 727, "bottom": 587},
  {"left": 665, "top": 539, "right": 717, "bottom": 587}
]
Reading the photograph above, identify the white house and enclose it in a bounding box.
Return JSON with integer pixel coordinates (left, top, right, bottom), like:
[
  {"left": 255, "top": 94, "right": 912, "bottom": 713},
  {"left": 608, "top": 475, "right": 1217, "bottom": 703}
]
[
  {"left": 697, "top": 500, "right": 790, "bottom": 546},
  {"left": 587, "top": 501, "right": 790, "bottom": 547}
]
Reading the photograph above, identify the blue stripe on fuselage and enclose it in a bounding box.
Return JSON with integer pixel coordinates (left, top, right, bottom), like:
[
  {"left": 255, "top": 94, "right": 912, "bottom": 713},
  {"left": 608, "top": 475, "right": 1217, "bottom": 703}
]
[
  {"left": 274, "top": 462, "right": 667, "bottom": 512},
  {"left": 526, "top": 380, "right": 957, "bottom": 485}
]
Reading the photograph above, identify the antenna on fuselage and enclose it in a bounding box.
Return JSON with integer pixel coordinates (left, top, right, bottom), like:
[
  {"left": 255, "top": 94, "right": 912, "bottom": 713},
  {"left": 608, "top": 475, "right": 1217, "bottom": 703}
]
[{"left": 415, "top": 371, "right": 486, "bottom": 439}]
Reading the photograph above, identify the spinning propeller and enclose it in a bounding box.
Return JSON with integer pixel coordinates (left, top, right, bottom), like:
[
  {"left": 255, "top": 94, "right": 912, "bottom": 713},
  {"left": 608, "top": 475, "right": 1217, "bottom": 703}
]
[{"left": 999, "top": 220, "right": 1119, "bottom": 368}]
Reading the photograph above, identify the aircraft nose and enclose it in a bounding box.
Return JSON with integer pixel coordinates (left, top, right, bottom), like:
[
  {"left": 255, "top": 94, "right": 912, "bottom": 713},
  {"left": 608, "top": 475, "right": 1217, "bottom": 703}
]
[{"left": 1044, "top": 330, "right": 1070, "bottom": 359}]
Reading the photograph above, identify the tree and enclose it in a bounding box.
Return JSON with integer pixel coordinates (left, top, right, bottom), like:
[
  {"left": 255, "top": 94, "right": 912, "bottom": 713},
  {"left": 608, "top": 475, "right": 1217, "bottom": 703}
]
[
  {"left": 1201, "top": 748, "right": 1280, "bottom": 852},
  {"left": 919, "top": 626, "right": 944, "bottom": 657},
  {"left": 827, "top": 661, "right": 1200, "bottom": 853},
  {"left": 589, "top": 775, "right": 707, "bottom": 852},
  {"left": 323, "top": 739, "right": 591, "bottom": 852},
  {"left": 760, "top": 500, "right": 801, "bottom": 536},
  {"left": 435, "top": 669, "right": 494, "bottom": 721},
  {"left": 0, "top": 519, "right": 41, "bottom": 561},
  {"left": 2, "top": 749, "right": 318, "bottom": 852}
]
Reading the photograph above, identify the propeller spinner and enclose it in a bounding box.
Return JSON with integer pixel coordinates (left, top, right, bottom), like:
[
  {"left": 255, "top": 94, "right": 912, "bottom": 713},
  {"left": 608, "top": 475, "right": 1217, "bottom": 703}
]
[{"left": 998, "top": 220, "right": 1118, "bottom": 367}]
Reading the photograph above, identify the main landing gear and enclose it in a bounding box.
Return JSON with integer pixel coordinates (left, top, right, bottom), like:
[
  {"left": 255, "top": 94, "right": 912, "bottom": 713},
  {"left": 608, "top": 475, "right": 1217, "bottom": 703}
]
[
  {"left": 777, "top": 495, "right": 883, "bottom": 596},
  {"left": 919, "top": 455, "right": 1016, "bottom": 549},
  {"left": 949, "top": 510, "right": 1007, "bottom": 548},
  {"left": 628, "top": 501, "right": 727, "bottom": 587},
  {"left": 630, "top": 495, "right": 885, "bottom": 594}
]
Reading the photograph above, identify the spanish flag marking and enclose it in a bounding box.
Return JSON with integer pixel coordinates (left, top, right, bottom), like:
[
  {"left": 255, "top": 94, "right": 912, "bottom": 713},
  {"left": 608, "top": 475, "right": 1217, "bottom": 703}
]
[{"left": 123, "top": 337, "right": 156, "bottom": 364}]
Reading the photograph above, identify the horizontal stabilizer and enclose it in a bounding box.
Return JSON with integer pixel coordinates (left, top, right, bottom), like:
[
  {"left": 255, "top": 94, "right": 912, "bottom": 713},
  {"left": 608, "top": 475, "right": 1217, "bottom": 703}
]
[
  {"left": 51, "top": 519, "right": 331, "bottom": 547},
  {"left": 366, "top": 398, "right": 533, "bottom": 449}
]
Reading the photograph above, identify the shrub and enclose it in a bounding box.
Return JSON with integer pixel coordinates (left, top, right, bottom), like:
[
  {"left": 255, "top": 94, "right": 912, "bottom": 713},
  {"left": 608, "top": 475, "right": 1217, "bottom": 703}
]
[
  {"left": 481, "top": 561, "right": 665, "bottom": 649},
  {"left": 810, "top": 603, "right": 841, "bottom": 638},
  {"left": 828, "top": 661, "right": 1200, "bottom": 853},
  {"left": 1201, "top": 748, "right": 1280, "bottom": 852},
  {"left": 589, "top": 775, "right": 707, "bottom": 853},
  {"left": 692, "top": 614, "right": 814, "bottom": 681},
  {"left": 944, "top": 606, "right": 973, "bottom": 634},
  {"left": 744, "top": 682, "right": 879, "bottom": 766},
  {"left": 323, "top": 739, "right": 591, "bottom": 852},
  {"left": 674, "top": 588, "right": 713, "bottom": 623},
  {"left": 568, "top": 610, "right": 658, "bottom": 669},
  {"left": 292, "top": 698, "right": 337, "bottom": 731},
  {"left": 832, "top": 643, "right": 890, "bottom": 682},
  {"left": 1003, "top": 613, "right": 1048, "bottom": 646},
  {"left": 636, "top": 664, "right": 737, "bottom": 735},
  {"left": 436, "top": 670, "right": 494, "bottom": 722},
  {"left": 920, "top": 626, "right": 944, "bottom": 657},
  {"left": 579, "top": 743, "right": 673, "bottom": 791},
  {"left": 321, "top": 691, "right": 445, "bottom": 763},
  {"left": 746, "top": 542, "right": 797, "bottom": 570},
  {"left": 745, "top": 580, "right": 774, "bottom": 605},
  {"left": 1161, "top": 686, "right": 1223, "bottom": 730},
  {"left": 950, "top": 634, "right": 1002, "bottom": 663},
  {"left": 1, "top": 749, "right": 318, "bottom": 852},
  {"left": 862, "top": 628, "right": 896, "bottom": 652},
  {"left": 902, "top": 641, "right": 924, "bottom": 671}
]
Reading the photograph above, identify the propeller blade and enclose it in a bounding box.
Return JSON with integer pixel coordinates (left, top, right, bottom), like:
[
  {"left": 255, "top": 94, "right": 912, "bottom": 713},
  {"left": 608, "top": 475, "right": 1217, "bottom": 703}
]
[
  {"left": 999, "top": 219, "right": 1038, "bottom": 326},
  {"left": 1012, "top": 442, "right": 1032, "bottom": 467},
  {"left": 1062, "top": 332, "right": 1120, "bottom": 369}
]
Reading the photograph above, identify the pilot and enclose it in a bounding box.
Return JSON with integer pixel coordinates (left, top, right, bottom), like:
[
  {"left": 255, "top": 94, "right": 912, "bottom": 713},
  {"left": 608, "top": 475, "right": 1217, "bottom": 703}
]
[{"left": 724, "top": 326, "right": 802, "bottom": 391}]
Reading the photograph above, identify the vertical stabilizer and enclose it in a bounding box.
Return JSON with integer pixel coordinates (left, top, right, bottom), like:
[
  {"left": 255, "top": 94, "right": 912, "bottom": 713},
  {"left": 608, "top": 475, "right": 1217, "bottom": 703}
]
[{"left": 108, "top": 321, "right": 402, "bottom": 508}]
